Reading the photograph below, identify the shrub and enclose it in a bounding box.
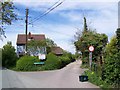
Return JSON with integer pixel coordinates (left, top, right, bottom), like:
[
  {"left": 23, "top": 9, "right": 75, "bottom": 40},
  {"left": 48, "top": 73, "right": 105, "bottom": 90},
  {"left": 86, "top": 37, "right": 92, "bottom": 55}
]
[
  {"left": 84, "top": 70, "right": 112, "bottom": 89},
  {"left": 59, "top": 56, "right": 71, "bottom": 68},
  {"left": 71, "top": 54, "right": 76, "bottom": 62},
  {"left": 38, "top": 53, "right": 61, "bottom": 70},
  {"left": 82, "top": 57, "right": 89, "bottom": 65},
  {"left": 2, "top": 42, "right": 18, "bottom": 68},
  {"left": 103, "top": 37, "right": 120, "bottom": 88},
  {"left": 62, "top": 51, "right": 76, "bottom": 62},
  {"left": 0, "top": 49, "right": 2, "bottom": 67},
  {"left": 16, "top": 52, "right": 75, "bottom": 71},
  {"left": 80, "top": 64, "right": 89, "bottom": 69},
  {"left": 38, "top": 52, "right": 76, "bottom": 70},
  {"left": 16, "top": 55, "right": 38, "bottom": 71}
]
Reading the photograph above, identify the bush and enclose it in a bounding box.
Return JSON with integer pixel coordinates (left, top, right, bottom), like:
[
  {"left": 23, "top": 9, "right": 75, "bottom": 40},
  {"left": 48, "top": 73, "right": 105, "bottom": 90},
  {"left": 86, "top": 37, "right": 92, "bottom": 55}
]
[
  {"left": 82, "top": 57, "right": 89, "bottom": 65},
  {"left": 80, "top": 64, "right": 89, "bottom": 69},
  {"left": 15, "top": 52, "right": 75, "bottom": 71},
  {"left": 37, "top": 53, "right": 75, "bottom": 70},
  {"left": 62, "top": 51, "right": 76, "bottom": 62},
  {"left": 2, "top": 42, "right": 18, "bottom": 68},
  {"left": 103, "top": 37, "right": 120, "bottom": 88},
  {"left": 84, "top": 70, "right": 112, "bottom": 89},
  {"left": 70, "top": 54, "right": 76, "bottom": 62},
  {"left": 59, "top": 56, "right": 71, "bottom": 68},
  {"left": 16, "top": 55, "right": 38, "bottom": 71},
  {"left": 37, "top": 53, "right": 61, "bottom": 71},
  {"left": 0, "top": 49, "right": 2, "bottom": 67}
]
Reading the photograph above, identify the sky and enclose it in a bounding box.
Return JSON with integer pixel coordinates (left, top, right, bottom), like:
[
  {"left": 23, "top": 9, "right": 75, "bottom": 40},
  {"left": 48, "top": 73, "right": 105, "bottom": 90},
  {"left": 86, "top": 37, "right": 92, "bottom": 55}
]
[{"left": 0, "top": 0, "right": 119, "bottom": 53}]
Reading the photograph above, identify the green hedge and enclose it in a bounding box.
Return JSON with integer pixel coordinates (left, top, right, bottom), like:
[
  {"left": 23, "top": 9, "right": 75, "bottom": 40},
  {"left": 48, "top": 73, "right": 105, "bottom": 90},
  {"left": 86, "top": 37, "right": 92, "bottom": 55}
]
[
  {"left": 39, "top": 53, "right": 61, "bottom": 70},
  {"left": 15, "top": 52, "right": 76, "bottom": 71},
  {"left": 82, "top": 57, "right": 89, "bottom": 65},
  {"left": 59, "top": 56, "right": 71, "bottom": 68},
  {"left": 41, "top": 52, "right": 75, "bottom": 70},
  {"left": 16, "top": 55, "right": 38, "bottom": 71},
  {"left": 84, "top": 70, "right": 112, "bottom": 89},
  {"left": 2, "top": 43, "right": 18, "bottom": 68}
]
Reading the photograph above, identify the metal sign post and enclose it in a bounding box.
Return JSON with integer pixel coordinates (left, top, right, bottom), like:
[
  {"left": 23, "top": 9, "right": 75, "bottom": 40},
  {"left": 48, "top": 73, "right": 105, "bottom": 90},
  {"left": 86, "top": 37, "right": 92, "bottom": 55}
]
[
  {"left": 89, "top": 46, "right": 94, "bottom": 70},
  {"left": 89, "top": 52, "right": 92, "bottom": 70}
]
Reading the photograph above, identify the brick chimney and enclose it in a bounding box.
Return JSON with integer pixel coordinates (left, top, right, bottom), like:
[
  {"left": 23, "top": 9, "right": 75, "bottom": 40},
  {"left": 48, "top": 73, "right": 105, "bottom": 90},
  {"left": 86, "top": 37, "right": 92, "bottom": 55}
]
[{"left": 28, "top": 32, "right": 31, "bottom": 39}]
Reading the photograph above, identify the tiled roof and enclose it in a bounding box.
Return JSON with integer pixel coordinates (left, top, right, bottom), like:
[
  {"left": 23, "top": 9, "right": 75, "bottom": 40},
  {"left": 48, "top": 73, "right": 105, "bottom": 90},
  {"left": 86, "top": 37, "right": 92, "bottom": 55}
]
[
  {"left": 17, "top": 33, "right": 45, "bottom": 45},
  {"left": 51, "top": 47, "right": 63, "bottom": 55}
]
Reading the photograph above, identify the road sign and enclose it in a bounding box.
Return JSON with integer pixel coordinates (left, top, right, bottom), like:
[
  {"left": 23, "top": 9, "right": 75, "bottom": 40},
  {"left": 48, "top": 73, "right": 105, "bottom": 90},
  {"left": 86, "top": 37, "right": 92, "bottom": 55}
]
[
  {"left": 89, "top": 46, "right": 94, "bottom": 52},
  {"left": 38, "top": 54, "right": 46, "bottom": 60},
  {"left": 89, "top": 46, "right": 94, "bottom": 70}
]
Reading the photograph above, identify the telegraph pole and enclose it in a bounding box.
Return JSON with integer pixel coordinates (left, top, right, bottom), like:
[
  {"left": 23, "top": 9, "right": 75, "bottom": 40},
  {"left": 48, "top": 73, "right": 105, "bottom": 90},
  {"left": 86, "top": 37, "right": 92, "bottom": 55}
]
[{"left": 25, "top": 8, "right": 29, "bottom": 53}]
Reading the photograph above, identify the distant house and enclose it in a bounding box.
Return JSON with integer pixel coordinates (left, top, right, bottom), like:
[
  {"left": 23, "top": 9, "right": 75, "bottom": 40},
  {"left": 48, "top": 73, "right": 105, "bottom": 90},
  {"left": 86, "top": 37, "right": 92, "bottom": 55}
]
[
  {"left": 16, "top": 32, "right": 46, "bottom": 57},
  {"left": 51, "top": 47, "right": 63, "bottom": 56}
]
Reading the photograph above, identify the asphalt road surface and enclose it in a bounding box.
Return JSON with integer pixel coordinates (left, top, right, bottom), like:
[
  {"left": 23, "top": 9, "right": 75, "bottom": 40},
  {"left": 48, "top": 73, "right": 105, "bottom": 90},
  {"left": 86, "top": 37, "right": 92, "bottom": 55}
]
[{"left": 1, "top": 60, "right": 100, "bottom": 88}]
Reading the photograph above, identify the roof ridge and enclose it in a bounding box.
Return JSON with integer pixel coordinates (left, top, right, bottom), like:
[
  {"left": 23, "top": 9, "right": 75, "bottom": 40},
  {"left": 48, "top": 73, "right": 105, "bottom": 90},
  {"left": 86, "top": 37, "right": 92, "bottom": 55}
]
[{"left": 18, "top": 34, "right": 45, "bottom": 35}]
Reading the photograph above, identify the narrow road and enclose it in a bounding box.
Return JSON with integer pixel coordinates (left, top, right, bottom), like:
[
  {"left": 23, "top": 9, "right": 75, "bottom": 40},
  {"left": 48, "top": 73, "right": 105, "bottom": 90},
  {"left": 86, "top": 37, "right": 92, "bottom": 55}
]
[{"left": 2, "top": 60, "right": 100, "bottom": 88}]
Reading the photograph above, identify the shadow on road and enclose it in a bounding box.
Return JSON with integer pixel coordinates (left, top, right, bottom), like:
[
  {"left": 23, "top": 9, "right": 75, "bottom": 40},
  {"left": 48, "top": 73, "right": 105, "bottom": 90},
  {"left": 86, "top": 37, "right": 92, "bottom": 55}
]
[{"left": 0, "top": 67, "right": 7, "bottom": 70}]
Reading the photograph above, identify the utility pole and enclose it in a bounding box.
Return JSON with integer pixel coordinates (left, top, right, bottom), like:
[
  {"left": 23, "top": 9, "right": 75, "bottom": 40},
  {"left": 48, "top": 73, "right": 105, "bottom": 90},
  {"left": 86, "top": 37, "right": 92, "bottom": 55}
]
[{"left": 25, "top": 8, "right": 29, "bottom": 53}]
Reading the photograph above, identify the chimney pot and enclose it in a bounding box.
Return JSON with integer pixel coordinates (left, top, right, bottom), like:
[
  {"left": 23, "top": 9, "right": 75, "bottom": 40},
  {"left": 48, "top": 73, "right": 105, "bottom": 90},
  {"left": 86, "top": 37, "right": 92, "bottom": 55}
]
[{"left": 28, "top": 32, "right": 31, "bottom": 39}]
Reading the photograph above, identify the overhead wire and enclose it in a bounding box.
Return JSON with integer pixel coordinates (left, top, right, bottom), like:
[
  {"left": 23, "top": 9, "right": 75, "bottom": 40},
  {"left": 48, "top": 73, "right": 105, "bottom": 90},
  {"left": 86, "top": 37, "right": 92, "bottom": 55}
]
[
  {"left": 30, "top": 0, "right": 61, "bottom": 23},
  {"left": 28, "top": 0, "right": 69, "bottom": 37},
  {"left": 29, "top": 0, "right": 65, "bottom": 24}
]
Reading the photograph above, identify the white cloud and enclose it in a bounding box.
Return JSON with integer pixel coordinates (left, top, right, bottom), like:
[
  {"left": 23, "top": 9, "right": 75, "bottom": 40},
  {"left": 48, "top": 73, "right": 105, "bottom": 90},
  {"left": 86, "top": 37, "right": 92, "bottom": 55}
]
[
  {"left": 58, "top": 2, "right": 118, "bottom": 33},
  {"left": 57, "top": 40, "right": 76, "bottom": 53},
  {"left": 1, "top": 1, "right": 118, "bottom": 54},
  {"left": 29, "top": 23, "right": 77, "bottom": 46},
  {"left": 0, "top": 33, "right": 18, "bottom": 49},
  {"left": 13, "top": 0, "right": 118, "bottom": 12},
  {"left": 59, "top": 11, "right": 83, "bottom": 22},
  {"left": 0, "top": 22, "right": 77, "bottom": 53}
]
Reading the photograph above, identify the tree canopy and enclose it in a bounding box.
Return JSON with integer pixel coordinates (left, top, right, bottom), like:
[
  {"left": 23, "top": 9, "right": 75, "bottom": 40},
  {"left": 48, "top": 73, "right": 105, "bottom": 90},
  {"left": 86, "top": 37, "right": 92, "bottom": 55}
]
[
  {"left": 74, "top": 17, "right": 108, "bottom": 64},
  {"left": 27, "top": 40, "right": 46, "bottom": 56},
  {"left": 2, "top": 41, "right": 18, "bottom": 68},
  {"left": 0, "top": 0, "right": 17, "bottom": 38},
  {"left": 116, "top": 28, "right": 120, "bottom": 50},
  {"left": 27, "top": 38, "right": 57, "bottom": 55},
  {"left": 104, "top": 36, "right": 120, "bottom": 87},
  {"left": 46, "top": 38, "right": 57, "bottom": 47}
]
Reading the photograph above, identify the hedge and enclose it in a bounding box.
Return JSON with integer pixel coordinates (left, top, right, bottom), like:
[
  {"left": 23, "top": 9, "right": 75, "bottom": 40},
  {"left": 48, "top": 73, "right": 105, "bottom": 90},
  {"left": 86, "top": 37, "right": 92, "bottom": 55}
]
[{"left": 16, "top": 55, "right": 39, "bottom": 71}]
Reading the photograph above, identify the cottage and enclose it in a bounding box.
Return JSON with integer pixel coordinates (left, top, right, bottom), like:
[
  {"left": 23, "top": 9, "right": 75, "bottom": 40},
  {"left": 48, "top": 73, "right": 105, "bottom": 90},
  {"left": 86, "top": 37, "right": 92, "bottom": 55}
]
[
  {"left": 16, "top": 32, "right": 46, "bottom": 57},
  {"left": 51, "top": 47, "right": 63, "bottom": 56}
]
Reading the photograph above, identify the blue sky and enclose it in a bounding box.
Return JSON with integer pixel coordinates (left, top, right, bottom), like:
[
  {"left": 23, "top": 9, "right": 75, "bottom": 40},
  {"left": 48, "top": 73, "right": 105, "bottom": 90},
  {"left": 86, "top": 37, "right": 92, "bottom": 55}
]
[{"left": 0, "top": 0, "right": 119, "bottom": 53}]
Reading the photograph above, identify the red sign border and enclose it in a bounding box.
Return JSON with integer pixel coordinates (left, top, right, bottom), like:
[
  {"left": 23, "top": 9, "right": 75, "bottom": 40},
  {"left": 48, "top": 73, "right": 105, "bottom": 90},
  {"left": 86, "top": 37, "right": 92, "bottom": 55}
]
[{"left": 89, "top": 46, "right": 94, "bottom": 52}]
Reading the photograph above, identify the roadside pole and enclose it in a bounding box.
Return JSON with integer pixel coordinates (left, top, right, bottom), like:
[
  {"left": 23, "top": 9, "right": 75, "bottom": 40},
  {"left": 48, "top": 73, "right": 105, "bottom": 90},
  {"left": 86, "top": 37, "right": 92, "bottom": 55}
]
[
  {"left": 89, "top": 51, "right": 92, "bottom": 70},
  {"left": 89, "top": 46, "right": 94, "bottom": 70},
  {"left": 25, "top": 8, "right": 29, "bottom": 54}
]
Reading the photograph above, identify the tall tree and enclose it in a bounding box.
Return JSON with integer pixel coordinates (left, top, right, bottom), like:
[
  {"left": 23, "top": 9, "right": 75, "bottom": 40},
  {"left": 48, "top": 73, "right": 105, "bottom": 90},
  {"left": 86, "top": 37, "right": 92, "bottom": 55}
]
[
  {"left": 116, "top": 28, "right": 120, "bottom": 50},
  {"left": 74, "top": 17, "right": 108, "bottom": 65},
  {"left": 83, "top": 17, "right": 88, "bottom": 33},
  {"left": 2, "top": 41, "right": 18, "bottom": 68},
  {"left": 46, "top": 38, "right": 57, "bottom": 47},
  {"left": 0, "top": 0, "right": 17, "bottom": 39},
  {"left": 28, "top": 40, "right": 46, "bottom": 56},
  {"left": 104, "top": 36, "right": 120, "bottom": 88}
]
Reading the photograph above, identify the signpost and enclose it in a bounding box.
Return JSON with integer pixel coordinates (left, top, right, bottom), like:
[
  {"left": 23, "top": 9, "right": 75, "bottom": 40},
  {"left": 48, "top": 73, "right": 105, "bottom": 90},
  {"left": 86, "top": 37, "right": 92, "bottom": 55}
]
[
  {"left": 38, "top": 54, "right": 46, "bottom": 60},
  {"left": 89, "top": 46, "right": 94, "bottom": 70},
  {"left": 89, "top": 46, "right": 94, "bottom": 52}
]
